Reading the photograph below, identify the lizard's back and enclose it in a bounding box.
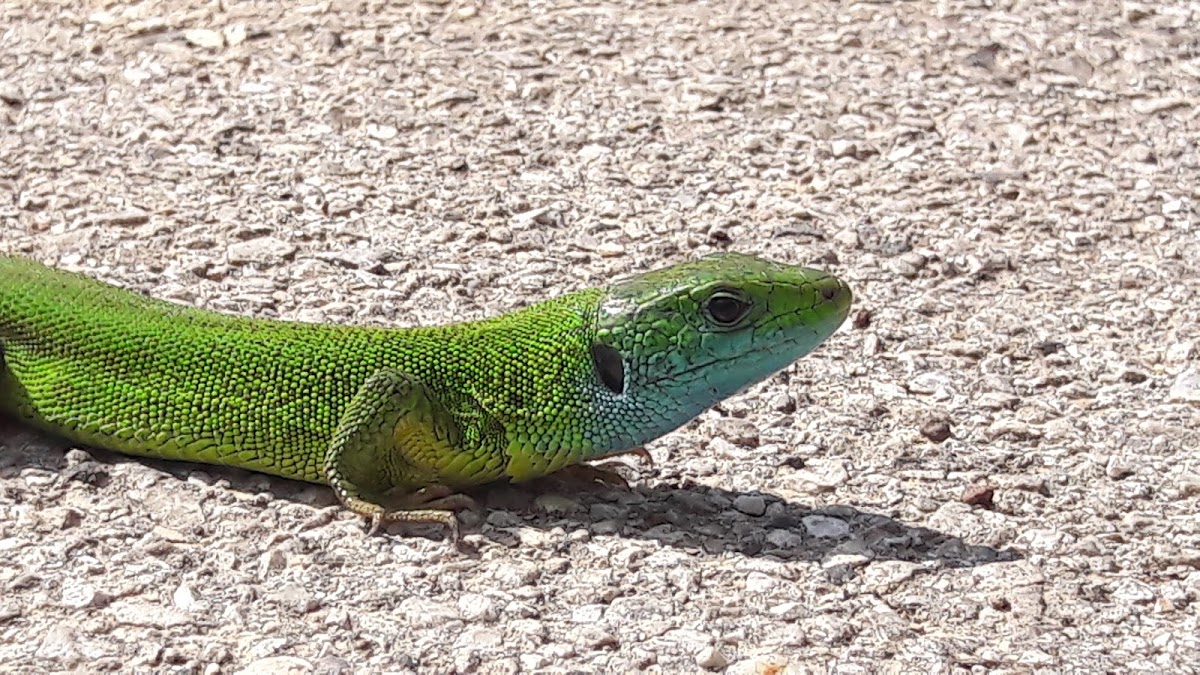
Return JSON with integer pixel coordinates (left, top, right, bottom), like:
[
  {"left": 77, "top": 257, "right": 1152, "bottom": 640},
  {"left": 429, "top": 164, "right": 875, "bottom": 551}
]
[{"left": 0, "top": 257, "right": 600, "bottom": 484}]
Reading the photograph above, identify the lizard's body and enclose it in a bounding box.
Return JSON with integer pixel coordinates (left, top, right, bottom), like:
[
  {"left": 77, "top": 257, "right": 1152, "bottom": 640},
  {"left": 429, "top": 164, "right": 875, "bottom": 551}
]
[{"left": 0, "top": 253, "right": 851, "bottom": 537}]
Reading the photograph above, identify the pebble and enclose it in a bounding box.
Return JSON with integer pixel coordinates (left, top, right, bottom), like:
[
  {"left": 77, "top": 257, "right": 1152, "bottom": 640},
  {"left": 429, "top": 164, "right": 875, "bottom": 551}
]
[
  {"left": 909, "top": 372, "right": 954, "bottom": 397},
  {"left": 234, "top": 656, "right": 314, "bottom": 675},
  {"left": 184, "top": 29, "right": 225, "bottom": 49},
  {"left": 227, "top": 237, "right": 298, "bottom": 265},
  {"left": 269, "top": 584, "right": 319, "bottom": 615},
  {"left": 765, "top": 528, "right": 805, "bottom": 549},
  {"left": 696, "top": 646, "right": 730, "bottom": 670},
  {"left": 732, "top": 494, "right": 767, "bottom": 517},
  {"left": 802, "top": 515, "right": 851, "bottom": 539},
  {"left": 60, "top": 582, "right": 109, "bottom": 609},
  {"left": 1106, "top": 458, "right": 1137, "bottom": 480},
  {"left": 1168, "top": 368, "right": 1200, "bottom": 403},
  {"left": 961, "top": 484, "right": 996, "bottom": 509},
  {"left": 172, "top": 583, "right": 201, "bottom": 611},
  {"left": 920, "top": 418, "right": 953, "bottom": 443},
  {"left": 596, "top": 241, "right": 626, "bottom": 257},
  {"left": 258, "top": 549, "right": 288, "bottom": 579},
  {"left": 831, "top": 140, "right": 859, "bottom": 159},
  {"left": 457, "top": 593, "right": 500, "bottom": 622},
  {"left": 1165, "top": 342, "right": 1196, "bottom": 364},
  {"left": 108, "top": 601, "right": 193, "bottom": 629},
  {"left": 34, "top": 625, "right": 79, "bottom": 662}
]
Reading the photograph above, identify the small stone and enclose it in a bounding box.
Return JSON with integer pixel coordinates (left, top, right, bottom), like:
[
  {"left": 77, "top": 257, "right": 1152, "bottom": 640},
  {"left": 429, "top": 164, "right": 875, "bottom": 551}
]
[
  {"left": 0, "top": 81, "right": 25, "bottom": 107},
  {"left": 1175, "top": 473, "right": 1200, "bottom": 499},
  {"left": 1000, "top": 124, "right": 1032, "bottom": 149},
  {"left": 1125, "top": 143, "right": 1155, "bottom": 163},
  {"left": 109, "top": 601, "right": 193, "bottom": 628},
  {"left": 1165, "top": 342, "right": 1196, "bottom": 364},
  {"left": 578, "top": 144, "right": 611, "bottom": 161},
  {"left": 733, "top": 494, "right": 767, "bottom": 517},
  {"left": 534, "top": 494, "right": 580, "bottom": 515},
  {"left": 227, "top": 237, "right": 298, "bottom": 265},
  {"left": 1132, "top": 97, "right": 1189, "bottom": 115},
  {"left": 745, "top": 571, "right": 777, "bottom": 592},
  {"left": 184, "top": 29, "right": 225, "bottom": 49},
  {"left": 457, "top": 593, "right": 499, "bottom": 622},
  {"left": 571, "top": 604, "right": 606, "bottom": 623},
  {"left": 258, "top": 549, "right": 287, "bottom": 579},
  {"left": 765, "top": 528, "right": 805, "bottom": 549},
  {"left": 861, "top": 561, "right": 919, "bottom": 590},
  {"left": 802, "top": 515, "right": 851, "bottom": 539},
  {"left": 830, "top": 140, "right": 858, "bottom": 159},
  {"left": 234, "top": 656, "right": 315, "bottom": 675},
  {"left": 920, "top": 418, "right": 952, "bottom": 443},
  {"left": 962, "top": 483, "right": 996, "bottom": 509},
  {"left": 862, "top": 334, "right": 882, "bottom": 356},
  {"left": 1111, "top": 579, "right": 1156, "bottom": 605},
  {"left": 575, "top": 627, "right": 619, "bottom": 651},
  {"left": 1017, "top": 649, "right": 1056, "bottom": 666},
  {"left": 596, "top": 242, "right": 625, "bottom": 257},
  {"left": 728, "top": 657, "right": 789, "bottom": 675},
  {"left": 822, "top": 553, "right": 871, "bottom": 570},
  {"left": 366, "top": 123, "right": 398, "bottom": 140},
  {"left": 834, "top": 228, "right": 860, "bottom": 249},
  {"left": 173, "top": 583, "right": 201, "bottom": 611},
  {"left": 61, "top": 583, "right": 109, "bottom": 609},
  {"left": 269, "top": 584, "right": 318, "bottom": 615},
  {"left": 1106, "top": 457, "right": 1136, "bottom": 480},
  {"left": 977, "top": 392, "right": 1019, "bottom": 410},
  {"left": 1168, "top": 368, "right": 1200, "bottom": 403},
  {"left": 768, "top": 393, "right": 796, "bottom": 413},
  {"left": 1032, "top": 340, "right": 1065, "bottom": 356},
  {"left": 0, "top": 605, "right": 21, "bottom": 624},
  {"left": 1162, "top": 199, "right": 1185, "bottom": 215},
  {"left": 95, "top": 209, "right": 150, "bottom": 226},
  {"left": 462, "top": 627, "right": 505, "bottom": 650},
  {"left": 790, "top": 461, "right": 850, "bottom": 492},
  {"left": 890, "top": 252, "right": 928, "bottom": 278},
  {"left": 909, "top": 372, "right": 953, "bottom": 396},
  {"left": 35, "top": 624, "right": 80, "bottom": 661},
  {"left": 519, "top": 654, "right": 551, "bottom": 670},
  {"left": 696, "top": 646, "right": 729, "bottom": 670},
  {"left": 725, "top": 419, "right": 760, "bottom": 447}
]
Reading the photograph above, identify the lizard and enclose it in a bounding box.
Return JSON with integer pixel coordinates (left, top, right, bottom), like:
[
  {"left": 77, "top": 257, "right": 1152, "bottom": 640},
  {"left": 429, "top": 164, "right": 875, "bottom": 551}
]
[{"left": 0, "top": 252, "right": 852, "bottom": 540}]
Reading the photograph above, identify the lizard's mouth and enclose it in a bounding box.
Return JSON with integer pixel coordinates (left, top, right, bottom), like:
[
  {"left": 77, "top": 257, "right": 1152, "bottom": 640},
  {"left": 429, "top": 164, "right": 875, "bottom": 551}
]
[{"left": 641, "top": 330, "right": 821, "bottom": 390}]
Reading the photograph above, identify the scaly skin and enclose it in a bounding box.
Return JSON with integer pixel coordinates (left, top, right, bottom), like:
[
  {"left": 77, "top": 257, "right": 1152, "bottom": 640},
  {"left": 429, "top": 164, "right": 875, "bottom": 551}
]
[{"left": 0, "top": 253, "right": 852, "bottom": 538}]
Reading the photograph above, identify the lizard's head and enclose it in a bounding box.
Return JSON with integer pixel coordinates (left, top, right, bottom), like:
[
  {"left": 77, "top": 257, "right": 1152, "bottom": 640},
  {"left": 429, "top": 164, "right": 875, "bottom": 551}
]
[{"left": 589, "top": 252, "right": 852, "bottom": 448}]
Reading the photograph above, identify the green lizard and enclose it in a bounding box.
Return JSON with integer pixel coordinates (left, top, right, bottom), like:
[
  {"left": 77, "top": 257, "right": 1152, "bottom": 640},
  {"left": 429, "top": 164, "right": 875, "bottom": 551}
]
[{"left": 0, "top": 252, "right": 851, "bottom": 539}]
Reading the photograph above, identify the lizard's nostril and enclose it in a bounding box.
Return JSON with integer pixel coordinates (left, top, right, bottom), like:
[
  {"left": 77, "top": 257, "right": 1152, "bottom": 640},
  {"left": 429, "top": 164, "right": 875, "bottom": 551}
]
[{"left": 821, "top": 283, "right": 839, "bottom": 301}]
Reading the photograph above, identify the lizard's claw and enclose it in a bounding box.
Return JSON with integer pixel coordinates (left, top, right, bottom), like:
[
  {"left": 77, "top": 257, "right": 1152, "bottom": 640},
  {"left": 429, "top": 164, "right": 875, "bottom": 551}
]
[
  {"left": 339, "top": 485, "right": 474, "bottom": 543},
  {"left": 554, "top": 463, "right": 632, "bottom": 489}
]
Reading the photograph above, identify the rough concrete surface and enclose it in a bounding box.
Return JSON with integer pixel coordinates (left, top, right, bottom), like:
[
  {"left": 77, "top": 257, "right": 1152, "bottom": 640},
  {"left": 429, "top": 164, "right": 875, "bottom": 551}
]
[{"left": 1, "top": 0, "right": 1198, "bottom": 672}]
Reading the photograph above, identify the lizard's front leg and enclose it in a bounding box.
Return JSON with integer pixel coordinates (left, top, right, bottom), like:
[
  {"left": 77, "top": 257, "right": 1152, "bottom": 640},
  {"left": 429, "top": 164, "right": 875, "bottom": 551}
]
[{"left": 323, "top": 370, "right": 479, "bottom": 541}]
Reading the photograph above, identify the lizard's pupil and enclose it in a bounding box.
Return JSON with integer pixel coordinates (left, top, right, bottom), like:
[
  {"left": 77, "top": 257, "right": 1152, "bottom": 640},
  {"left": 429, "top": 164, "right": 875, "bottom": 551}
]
[{"left": 706, "top": 293, "right": 750, "bottom": 326}]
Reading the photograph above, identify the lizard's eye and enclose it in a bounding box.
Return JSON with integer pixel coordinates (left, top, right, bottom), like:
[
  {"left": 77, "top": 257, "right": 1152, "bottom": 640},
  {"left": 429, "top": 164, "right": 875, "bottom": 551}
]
[{"left": 704, "top": 289, "right": 752, "bottom": 327}]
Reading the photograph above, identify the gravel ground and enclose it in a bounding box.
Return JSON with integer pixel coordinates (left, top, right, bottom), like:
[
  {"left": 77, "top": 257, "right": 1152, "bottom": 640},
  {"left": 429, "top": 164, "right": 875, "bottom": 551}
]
[{"left": 2, "top": 0, "right": 1199, "bottom": 672}]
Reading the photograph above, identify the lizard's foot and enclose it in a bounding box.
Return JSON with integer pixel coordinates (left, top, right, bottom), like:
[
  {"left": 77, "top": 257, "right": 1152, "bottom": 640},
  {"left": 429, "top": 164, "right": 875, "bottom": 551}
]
[
  {"left": 600, "top": 446, "right": 654, "bottom": 469},
  {"left": 338, "top": 485, "right": 479, "bottom": 542},
  {"left": 553, "top": 447, "right": 654, "bottom": 490},
  {"left": 554, "top": 463, "right": 633, "bottom": 490}
]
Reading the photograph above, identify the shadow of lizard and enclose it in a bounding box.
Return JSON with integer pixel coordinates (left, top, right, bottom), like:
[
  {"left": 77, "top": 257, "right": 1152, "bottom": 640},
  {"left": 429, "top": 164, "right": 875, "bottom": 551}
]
[{"left": 1, "top": 422, "right": 1018, "bottom": 574}]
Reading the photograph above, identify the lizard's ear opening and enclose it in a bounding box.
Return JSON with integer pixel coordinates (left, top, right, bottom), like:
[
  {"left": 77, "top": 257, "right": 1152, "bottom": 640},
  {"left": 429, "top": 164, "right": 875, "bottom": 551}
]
[{"left": 591, "top": 342, "right": 625, "bottom": 395}]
